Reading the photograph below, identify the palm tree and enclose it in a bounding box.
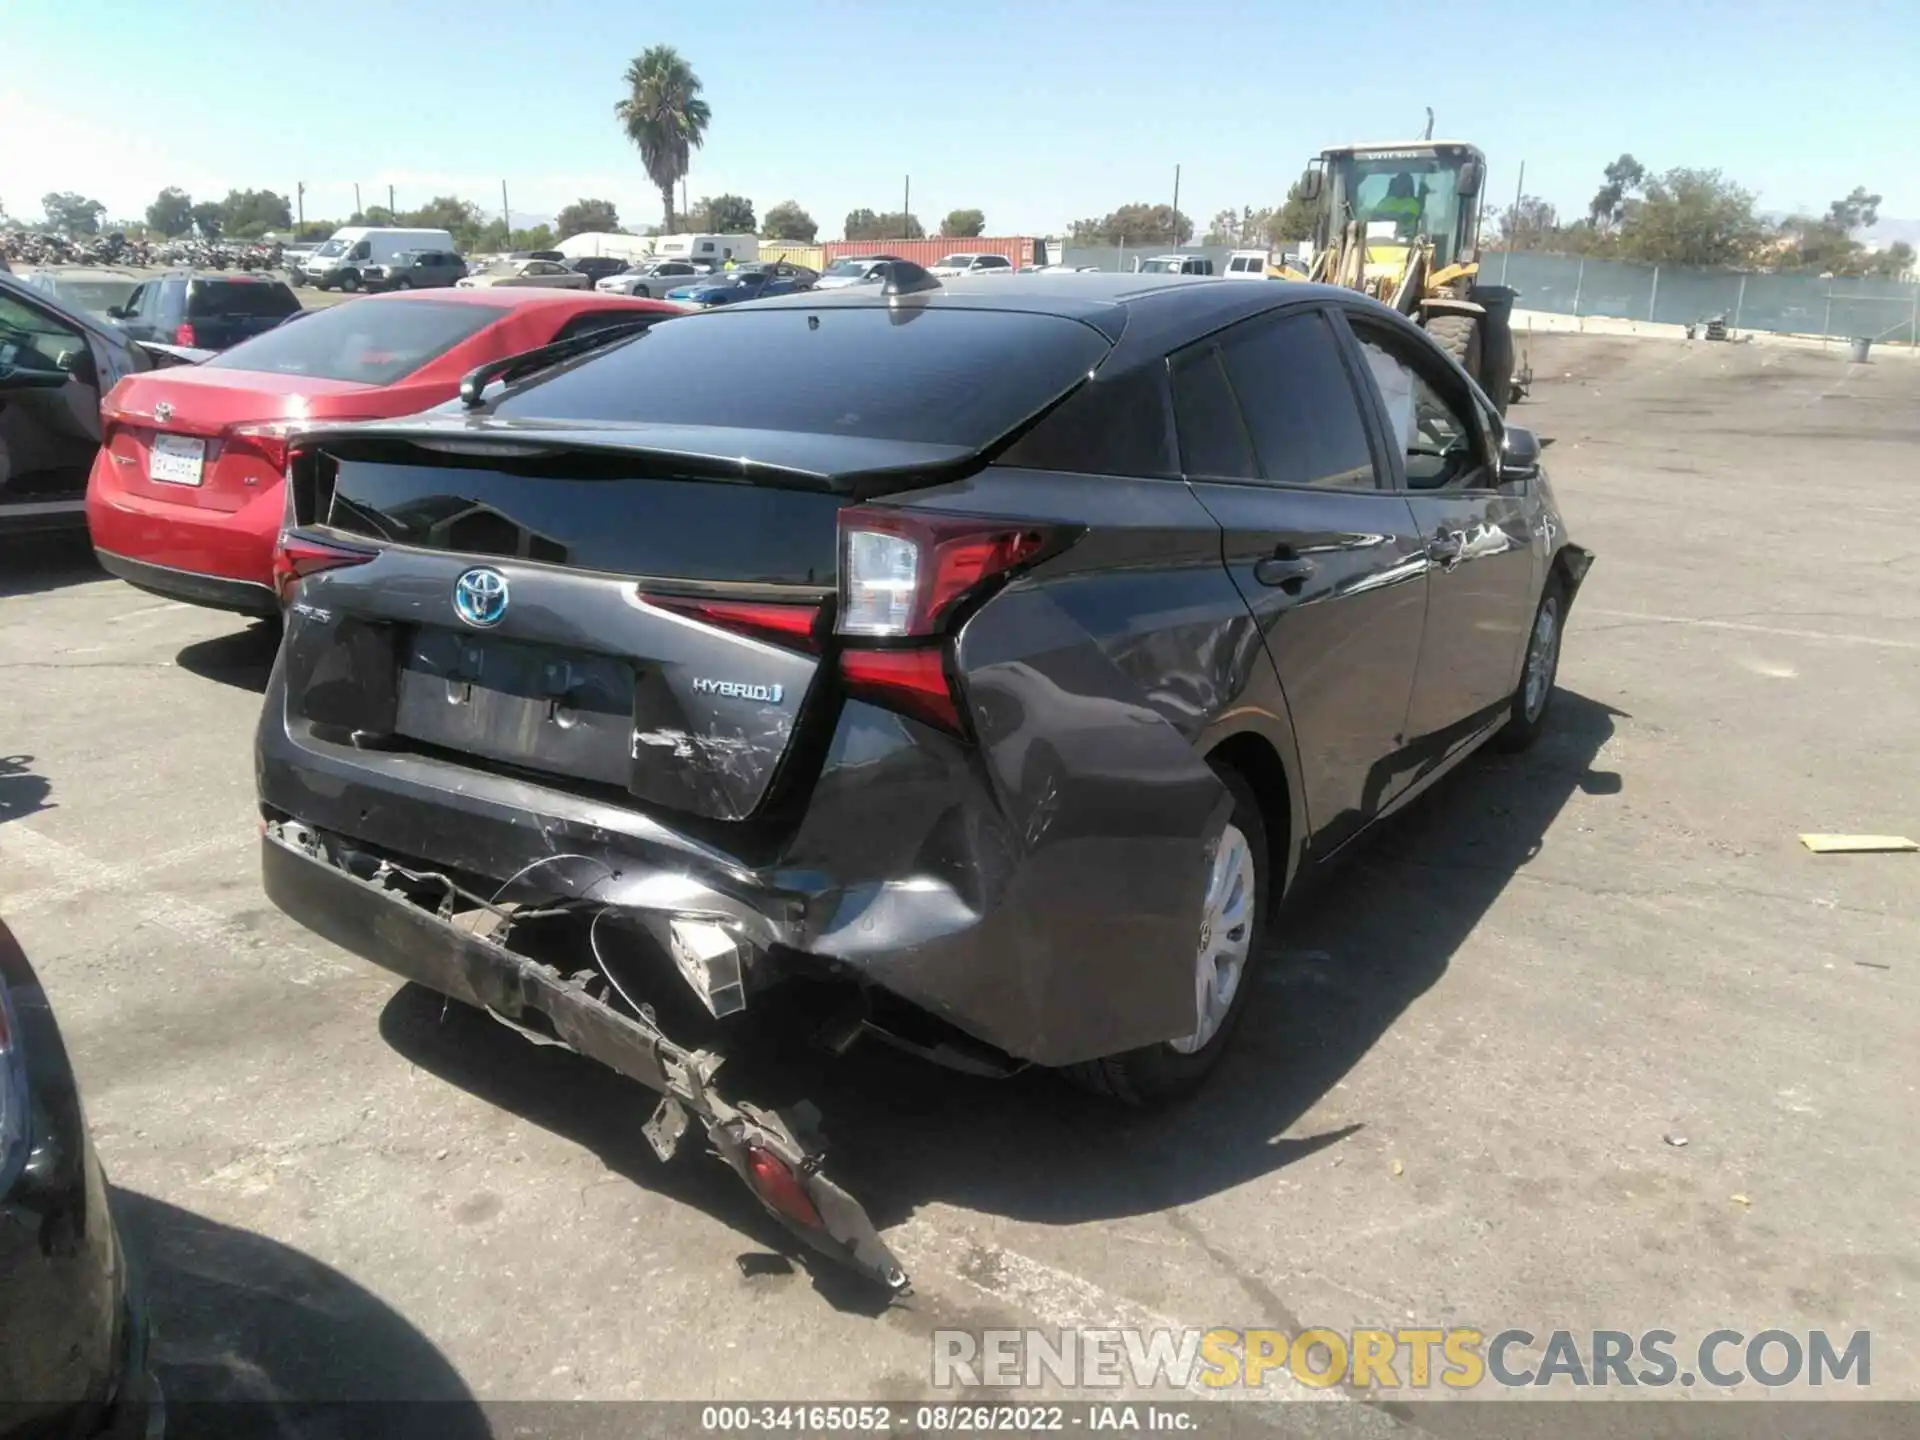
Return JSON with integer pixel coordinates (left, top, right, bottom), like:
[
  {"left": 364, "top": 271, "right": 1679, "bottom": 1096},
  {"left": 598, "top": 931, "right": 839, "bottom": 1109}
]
[{"left": 614, "top": 46, "right": 711, "bottom": 233}]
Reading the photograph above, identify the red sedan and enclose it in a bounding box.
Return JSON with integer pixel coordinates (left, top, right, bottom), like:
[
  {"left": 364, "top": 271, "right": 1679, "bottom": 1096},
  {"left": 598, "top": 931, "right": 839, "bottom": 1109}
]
[{"left": 87, "top": 288, "right": 680, "bottom": 616}]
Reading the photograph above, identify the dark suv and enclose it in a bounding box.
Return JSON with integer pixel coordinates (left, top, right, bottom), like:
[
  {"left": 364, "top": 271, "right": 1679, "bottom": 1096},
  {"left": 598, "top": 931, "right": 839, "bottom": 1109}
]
[
  {"left": 257, "top": 270, "right": 1590, "bottom": 1289},
  {"left": 109, "top": 271, "right": 300, "bottom": 350}
]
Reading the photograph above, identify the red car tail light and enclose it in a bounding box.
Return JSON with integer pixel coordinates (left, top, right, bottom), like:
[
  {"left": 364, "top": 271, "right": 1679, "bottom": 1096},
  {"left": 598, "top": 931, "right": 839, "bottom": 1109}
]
[
  {"left": 272, "top": 531, "right": 375, "bottom": 602},
  {"left": 832, "top": 507, "right": 1067, "bottom": 734},
  {"left": 836, "top": 507, "right": 1050, "bottom": 639},
  {"left": 173, "top": 323, "right": 197, "bottom": 347},
  {"left": 227, "top": 422, "right": 295, "bottom": 474},
  {"left": 641, "top": 594, "right": 823, "bottom": 653},
  {"left": 744, "top": 1146, "right": 824, "bottom": 1231}
]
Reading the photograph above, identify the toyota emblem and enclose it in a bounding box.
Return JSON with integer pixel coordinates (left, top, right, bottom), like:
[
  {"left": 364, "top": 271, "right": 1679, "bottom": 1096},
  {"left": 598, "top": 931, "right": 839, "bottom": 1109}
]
[
  {"left": 452, "top": 567, "right": 509, "bottom": 628},
  {"left": 154, "top": 401, "right": 173, "bottom": 422}
]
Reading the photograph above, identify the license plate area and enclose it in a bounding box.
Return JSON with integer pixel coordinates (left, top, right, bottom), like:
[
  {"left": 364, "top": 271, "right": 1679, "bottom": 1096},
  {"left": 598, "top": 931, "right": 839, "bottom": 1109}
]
[
  {"left": 149, "top": 433, "right": 205, "bottom": 486},
  {"left": 395, "top": 629, "right": 636, "bottom": 788}
]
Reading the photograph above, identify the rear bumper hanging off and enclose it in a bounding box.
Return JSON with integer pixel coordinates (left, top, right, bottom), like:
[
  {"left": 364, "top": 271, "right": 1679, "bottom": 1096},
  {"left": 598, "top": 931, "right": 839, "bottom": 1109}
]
[{"left": 260, "top": 821, "right": 909, "bottom": 1291}]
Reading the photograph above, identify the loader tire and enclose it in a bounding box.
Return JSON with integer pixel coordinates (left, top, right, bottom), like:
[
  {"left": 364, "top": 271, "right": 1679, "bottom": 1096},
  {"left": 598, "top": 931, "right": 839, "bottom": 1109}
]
[
  {"left": 1479, "top": 314, "right": 1516, "bottom": 416},
  {"left": 1424, "top": 313, "right": 1482, "bottom": 378}
]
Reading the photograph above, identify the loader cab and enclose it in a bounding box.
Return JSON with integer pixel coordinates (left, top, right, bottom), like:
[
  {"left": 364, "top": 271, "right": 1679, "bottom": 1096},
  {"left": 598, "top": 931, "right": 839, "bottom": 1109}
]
[{"left": 1304, "top": 142, "right": 1486, "bottom": 270}]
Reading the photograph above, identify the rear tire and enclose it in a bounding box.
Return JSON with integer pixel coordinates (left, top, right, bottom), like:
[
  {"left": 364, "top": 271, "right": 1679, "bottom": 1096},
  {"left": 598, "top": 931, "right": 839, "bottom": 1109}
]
[
  {"left": 396, "top": 277, "right": 413, "bottom": 290},
  {"left": 1494, "top": 575, "right": 1566, "bottom": 752},
  {"left": 1478, "top": 314, "right": 1515, "bottom": 416},
  {"left": 340, "top": 269, "right": 361, "bottom": 292},
  {"left": 1064, "top": 764, "right": 1269, "bottom": 1106}
]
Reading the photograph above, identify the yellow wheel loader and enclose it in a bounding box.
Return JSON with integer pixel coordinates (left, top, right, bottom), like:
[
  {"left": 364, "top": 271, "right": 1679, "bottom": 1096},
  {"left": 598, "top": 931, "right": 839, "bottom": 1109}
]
[{"left": 1271, "top": 140, "right": 1526, "bottom": 412}]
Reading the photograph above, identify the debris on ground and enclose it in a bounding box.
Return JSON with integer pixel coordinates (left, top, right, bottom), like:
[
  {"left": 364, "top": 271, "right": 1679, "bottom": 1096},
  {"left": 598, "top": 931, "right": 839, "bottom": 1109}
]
[
  {"left": 1663, "top": 1134, "right": 1689, "bottom": 1148},
  {"left": 1731, "top": 1193, "right": 1752, "bottom": 1207},
  {"left": 1799, "top": 834, "right": 1917, "bottom": 853}
]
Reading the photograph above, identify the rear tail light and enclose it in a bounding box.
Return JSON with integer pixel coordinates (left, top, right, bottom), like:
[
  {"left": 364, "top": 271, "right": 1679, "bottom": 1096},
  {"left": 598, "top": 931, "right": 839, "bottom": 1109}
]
[
  {"left": 833, "top": 507, "right": 1064, "bottom": 734},
  {"left": 227, "top": 422, "right": 295, "bottom": 474},
  {"left": 272, "top": 531, "right": 375, "bottom": 602},
  {"left": 173, "top": 323, "right": 197, "bottom": 347},
  {"left": 744, "top": 1146, "right": 824, "bottom": 1231},
  {"left": 837, "top": 508, "right": 1049, "bottom": 639},
  {"left": 641, "top": 594, "right": 822, "bottom": 652}
]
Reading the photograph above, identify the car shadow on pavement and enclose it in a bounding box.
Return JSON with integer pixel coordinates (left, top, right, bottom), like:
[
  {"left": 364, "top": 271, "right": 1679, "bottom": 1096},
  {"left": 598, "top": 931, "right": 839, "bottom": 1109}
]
[
  {"left": 175, "top": 622, "right": 281, "bottom": 692},
  {"left": 0, "top": 532, "right": 102, "bottom": 598},
  {"left": 0, "top": 754, "right": 53, "bottom": 824},
  {"left": 113, "top": 1188, "right": 491, "bottom": 1438},
  {"left": 378, "top": 689, "right": 1622, "bottom": 1309}
]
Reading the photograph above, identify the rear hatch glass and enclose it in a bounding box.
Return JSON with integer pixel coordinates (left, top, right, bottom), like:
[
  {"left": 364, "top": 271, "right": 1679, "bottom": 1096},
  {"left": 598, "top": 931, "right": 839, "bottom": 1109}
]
[
  {"left": 205, "top": 298, "right": 496, "bottom": 385},
  {"left": 188, "top": 279, "right": 301, "bottom": 319},
  {"left": 487, "top": 305, "right": 1111, "bottom": 446}
]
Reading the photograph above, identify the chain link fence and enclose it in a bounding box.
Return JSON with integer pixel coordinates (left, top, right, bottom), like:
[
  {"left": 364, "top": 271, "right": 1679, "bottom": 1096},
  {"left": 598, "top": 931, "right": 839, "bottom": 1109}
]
[{"left": 1485, "top": 251, "right": 1920, "bottom": 345}]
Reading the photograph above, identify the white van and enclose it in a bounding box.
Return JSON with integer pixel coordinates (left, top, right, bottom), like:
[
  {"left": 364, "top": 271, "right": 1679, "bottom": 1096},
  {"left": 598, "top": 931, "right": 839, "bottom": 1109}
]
[
  {"left": 300, "top": 227, "right": 458, "bottom": 291},
  {"left": 1225, "top": 249, "right": 1272, "bottom": 277},
  {"left": 651, "top": 233, "right": 758, "bottom": 268}
]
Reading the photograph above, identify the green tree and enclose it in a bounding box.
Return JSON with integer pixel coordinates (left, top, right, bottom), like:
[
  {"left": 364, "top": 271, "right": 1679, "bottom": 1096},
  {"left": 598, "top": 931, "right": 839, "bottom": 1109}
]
[
  {"left": 615, "top": 45, "right": 711, "bottom": 232},
  {"left": 359, "top": 204, "right": 396, "bottom": 227},
  {"left": 845, "top": 209, "right": 922, "bottom": 240},
  {"left": 42, "top": 191, "right": 106, "bottom": 235},
  {"left": 1588, "top": 154, "right": 1646, "bottom": 229},
  {"left": 1494, "top": 194, "right": 1560, "bottom": 251},
  {"left": 1828, "top": 186, "right": 1881, "bottom": 233},
  {"left": 687, "top": 193, "right": 755, "bottom": 233},
  {"left": 1613, "top": 168, "right": 1762, "bottom": 268},
  {"left": 145, "top": 187, "right": 194, "bottom": 237},
  {"left": 1869, "top": 240, "right": 1915, "bottom": 278},
  {"left": 1268, "top": 180, "right": 1317, "bottom": 243},
  {"left": 399, "top": 196, "right": 488, "bottom": 249},
  {"left": 511, "top": 224, "right": 556, "bottom": 251},
  {"left": 188, "top": 201, "right": 224, "bottom": 238},
  {"left": 762, "top": 200, "right": 817, "bottom": 242},
  {"left": 554, "top": 198, "right": 622, "bottom": 239},
  {"left": 941, "top": 207, "right": 986, "bottom": 238},
  {"left": 1069, "top": 203, "right": 1192, "bottom": 247},
  {"left": 217, "top": 188, "right": 293, "bottom": 238}
]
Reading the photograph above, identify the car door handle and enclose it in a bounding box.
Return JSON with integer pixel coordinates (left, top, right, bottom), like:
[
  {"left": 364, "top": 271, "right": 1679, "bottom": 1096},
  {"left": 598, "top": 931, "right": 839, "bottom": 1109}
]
[
  {"left": 1253, "top": 554, "right": 1316, "bottom": 589},
  {"left": 1426, "top": 531, "right": 1464, "bottom": 566}
]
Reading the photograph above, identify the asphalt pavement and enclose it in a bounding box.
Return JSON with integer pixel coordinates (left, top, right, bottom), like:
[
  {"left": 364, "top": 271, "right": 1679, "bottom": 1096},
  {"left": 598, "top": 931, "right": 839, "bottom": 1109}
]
[{"left": 0, "top": 332, "right": 1914, "bottom": 1420}]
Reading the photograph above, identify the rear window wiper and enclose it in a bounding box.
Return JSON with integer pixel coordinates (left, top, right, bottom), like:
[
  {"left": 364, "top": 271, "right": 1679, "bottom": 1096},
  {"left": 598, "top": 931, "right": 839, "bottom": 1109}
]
[{"left": 457, "top": 319, "right": 662, "bottom": 409}]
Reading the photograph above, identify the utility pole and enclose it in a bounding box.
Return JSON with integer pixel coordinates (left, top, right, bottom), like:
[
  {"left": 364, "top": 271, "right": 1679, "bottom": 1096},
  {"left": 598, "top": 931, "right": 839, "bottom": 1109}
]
[
  {"left": 902, "top": 175, "right": 911, "bottom": 238},
  {"left": 388, "top": 183, "right": 395, "bottom": 217},
  {"left": 296, "top": 181, "right": 305, "bottom": 227},
  {"left": 500, "top": 181, "right": 510, "bottom": 235},
  {"left": 1171, "top": 164, "right": 1181, "bottom": 244},
  {"left": 353, "top": 183, "right": 362, "bottom": 218},
  {"left": 1507, "top": 160, "right": 1525, "bottom": 247}
]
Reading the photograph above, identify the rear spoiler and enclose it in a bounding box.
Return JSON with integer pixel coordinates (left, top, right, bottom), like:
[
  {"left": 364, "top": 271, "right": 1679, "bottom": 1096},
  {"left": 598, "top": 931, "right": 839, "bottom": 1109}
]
[{"left": 294, "top": 414, "right": 983, "bottom": 499}]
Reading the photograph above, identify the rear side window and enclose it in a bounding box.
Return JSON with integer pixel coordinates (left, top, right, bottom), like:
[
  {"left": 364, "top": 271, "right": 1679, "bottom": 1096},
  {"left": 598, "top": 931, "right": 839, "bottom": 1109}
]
[
  {"left": 492, "top": 307, "right": 1112, "bottom": 448},
  {"left": 1215, "top": 310, "right": 1378, "bottom": 489},
  {"left": 1169, "top": 346, "right": 1257, "bottom": 480},
  {"left": 202, "top": 297, "right": 498, "bottom": 385},
  {"left": 189, "top": 280, "right": 300, "bottom": 319},
  {"left": 998, "top": 363, "right": 1175, "bottom": 478}
]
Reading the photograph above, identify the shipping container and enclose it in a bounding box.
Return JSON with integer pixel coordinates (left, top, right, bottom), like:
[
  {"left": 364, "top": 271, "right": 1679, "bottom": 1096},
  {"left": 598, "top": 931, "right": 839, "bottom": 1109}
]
[
  {"left": 761, "top": 242, "right": 827, "bottom": 271},
  {"left": 821, "top": 236, "right": 1037, "bottom": 270}
]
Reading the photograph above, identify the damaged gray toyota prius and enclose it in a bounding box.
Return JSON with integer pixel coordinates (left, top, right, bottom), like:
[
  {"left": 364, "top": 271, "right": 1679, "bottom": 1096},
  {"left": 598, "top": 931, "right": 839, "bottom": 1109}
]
[{"left": 256, "top": 266, "right": 1592, "bottom": 1290}]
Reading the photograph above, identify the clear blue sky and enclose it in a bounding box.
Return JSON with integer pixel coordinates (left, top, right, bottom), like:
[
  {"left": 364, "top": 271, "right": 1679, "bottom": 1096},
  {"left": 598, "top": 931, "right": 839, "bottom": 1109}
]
[{"left": 6, "top": 0, "right": 1915, "bottom": 235}]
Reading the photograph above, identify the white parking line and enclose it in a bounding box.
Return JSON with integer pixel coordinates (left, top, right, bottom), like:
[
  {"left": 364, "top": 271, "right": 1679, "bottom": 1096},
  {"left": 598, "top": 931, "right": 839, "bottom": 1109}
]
[
  {"left": 0, "top": 827, "right": 253, "bottom": 916},
  {"left": 1586, "top": 609, "right": 1920, "bottom": 651},
  {"left": 0, "top": 823, "right": 351, "bottom": 978}
]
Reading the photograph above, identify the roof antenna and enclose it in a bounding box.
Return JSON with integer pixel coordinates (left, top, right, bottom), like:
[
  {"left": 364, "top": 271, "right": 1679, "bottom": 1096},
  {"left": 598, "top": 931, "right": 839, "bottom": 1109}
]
[{"left": 1423, "top": 108, "right": 1435, "bottom": 141}]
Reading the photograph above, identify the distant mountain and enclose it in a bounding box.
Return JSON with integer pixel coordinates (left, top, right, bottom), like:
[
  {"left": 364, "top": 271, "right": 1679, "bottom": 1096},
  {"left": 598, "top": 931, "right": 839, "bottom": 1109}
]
[{"left": 1863, "top": 217, "right": 1920, "bottom": 250}]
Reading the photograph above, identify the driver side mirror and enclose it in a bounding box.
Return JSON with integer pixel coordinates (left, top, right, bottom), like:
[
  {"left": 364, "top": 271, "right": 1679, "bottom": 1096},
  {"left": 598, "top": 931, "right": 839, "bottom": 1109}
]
[
  {"left": 1301, "top": 168, "right": 1323, "bottom": 203},
  {"left": 1500, "top": 425, "right": 1542, "bottom": 484},
  {"left": 106, "top": 304, "right": 129, "bottom": 319},
  {"left": 1458, "top": 159, "right": 1484, "bottom": 198}
]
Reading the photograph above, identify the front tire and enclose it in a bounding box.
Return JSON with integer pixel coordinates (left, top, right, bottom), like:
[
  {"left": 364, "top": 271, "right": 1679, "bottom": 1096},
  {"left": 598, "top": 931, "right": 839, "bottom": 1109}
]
[
  {"left": 1065, "top": 764, "right": 1269, "bottom": 1105},
  {"left": 396, "top": 277, "right": 413, "bottom": 290},
  {"left": 339, "top": 269, "right": 361, "bottom": 292},
  {"left": 1494, "top": 576, "right": 1566, "bottom": 752},
  {"left": 1424, "top": 313, "right": 1483, "bottom": 380}
]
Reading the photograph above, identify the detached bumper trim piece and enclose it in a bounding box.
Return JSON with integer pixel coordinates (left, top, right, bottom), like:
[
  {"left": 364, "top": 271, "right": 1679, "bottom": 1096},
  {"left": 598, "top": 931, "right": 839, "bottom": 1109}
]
[{"left": 259, "top": 824, "right": 908, "bottom": 1291}]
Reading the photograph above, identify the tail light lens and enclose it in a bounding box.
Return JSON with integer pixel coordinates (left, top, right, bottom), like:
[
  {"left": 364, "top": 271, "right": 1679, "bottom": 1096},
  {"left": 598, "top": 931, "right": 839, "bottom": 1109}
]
[
  {"left": 227, "top": 422, "right": 294, "bottom": 475},
  {"left": 272, "top": 531, "right": 375, "bottom": 602},
  {"left": 833, "top": 507, "right": 1063, "bottom": 734},
  {"left": 745, "top": 1146, "right": 824, "bottom": 1231},
  {"left": 641, "top": 594, "right": 822, "bottom": 652},
  {"left": 837, "top": 508, "right": 1049, "bottom": 639},
  {"left": 173, "top": 322, "right": 197, "bottom": 347}
]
